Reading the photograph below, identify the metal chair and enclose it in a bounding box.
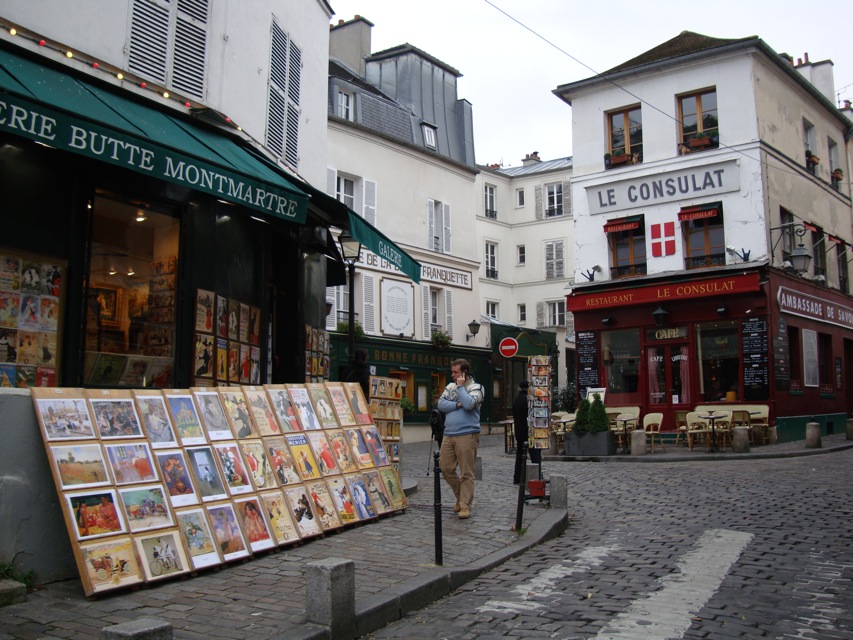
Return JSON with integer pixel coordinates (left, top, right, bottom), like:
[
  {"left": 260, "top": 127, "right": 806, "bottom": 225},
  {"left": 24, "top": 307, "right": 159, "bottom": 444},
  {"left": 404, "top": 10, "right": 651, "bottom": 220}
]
[{"left": 643, "top": 412, "right": 665, "bottom": 452}]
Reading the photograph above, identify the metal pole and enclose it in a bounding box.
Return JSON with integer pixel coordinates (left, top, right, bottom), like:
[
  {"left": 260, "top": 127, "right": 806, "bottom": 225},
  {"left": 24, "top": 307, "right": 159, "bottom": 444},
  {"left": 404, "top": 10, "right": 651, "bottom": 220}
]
[
  {"left": 514, "top": 441, "right": 527, "bottom": 531},
  {"left": 432, "top": 450, "right": 443, "bottom": 565},
  {"left": 347, "top": 262, "right": 356, "bottom": 362}
]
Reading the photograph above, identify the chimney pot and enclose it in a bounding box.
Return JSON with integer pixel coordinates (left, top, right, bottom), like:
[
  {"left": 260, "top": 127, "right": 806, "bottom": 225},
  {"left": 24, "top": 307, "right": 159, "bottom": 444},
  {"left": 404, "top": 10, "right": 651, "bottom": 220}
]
[{"left": 804, "top": 52, "right": 810, "bottom": 63}]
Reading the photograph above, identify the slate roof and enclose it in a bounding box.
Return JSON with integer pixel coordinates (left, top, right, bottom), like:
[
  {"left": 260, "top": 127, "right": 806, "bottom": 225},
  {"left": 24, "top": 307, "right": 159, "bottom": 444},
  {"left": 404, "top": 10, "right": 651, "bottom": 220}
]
[
  {"left": 484, "top": 156, "right": 573, "bottom": 177},
  {"left": 604, "top": 31, "right": 759, "bottom": 74}
]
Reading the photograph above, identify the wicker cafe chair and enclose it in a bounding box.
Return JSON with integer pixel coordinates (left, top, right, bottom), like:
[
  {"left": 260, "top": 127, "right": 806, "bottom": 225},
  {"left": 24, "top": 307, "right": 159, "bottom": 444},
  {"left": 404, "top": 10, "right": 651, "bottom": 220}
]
[
  {"left": 710, "top": 410, "right": 733, "bottom": 451},
  {"left": 643, "top": 412, "right": 665, "bottom": 452},
  {"left": 673, "top": 410, "right": 689, "bottom": 447},
  {"left": 685, "top": 412, "right": 710, "bottom": 451},
  {"left": 731, "top": 410, "right": 753, "bottom": 444}
]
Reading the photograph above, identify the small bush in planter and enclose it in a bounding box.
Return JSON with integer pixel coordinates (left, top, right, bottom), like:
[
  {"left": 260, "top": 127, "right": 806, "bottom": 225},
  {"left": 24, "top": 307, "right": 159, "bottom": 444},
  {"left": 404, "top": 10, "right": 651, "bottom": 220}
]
[
  {"left": 573, "top": 397, "right": 591, "bottom": 433},
  {"left": 588, "top": 393, "right": 610, "bottom": 432}
]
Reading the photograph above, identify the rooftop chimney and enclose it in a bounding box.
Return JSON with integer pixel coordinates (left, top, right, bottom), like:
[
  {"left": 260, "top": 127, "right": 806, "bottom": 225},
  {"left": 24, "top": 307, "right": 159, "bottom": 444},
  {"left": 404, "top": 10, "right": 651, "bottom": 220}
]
[
  {"left": 329, "top": 15, "right": 374, "bottom": 78},
  {"left": 521, "top": 151, "right": 541, "bottom": 167}
]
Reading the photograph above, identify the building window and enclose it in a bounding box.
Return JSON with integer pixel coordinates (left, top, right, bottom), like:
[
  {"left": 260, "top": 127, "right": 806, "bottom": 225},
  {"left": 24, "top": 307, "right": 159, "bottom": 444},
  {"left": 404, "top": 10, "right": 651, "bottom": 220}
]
[
  {"left": 430, "top": 289, "right": 440, "bottom": 327},
  {"left": 608, "top": 220, "right": 646, "bottom": 278},
  {"left": 803, "top": 119, "right": 817, "bottom": 174},
  {"left": 484, "top": 242, "right": 498, "bottom": 279},
  {"left": 779, "top": 208, "right": 795, "bottom": 262},
  {"left": 602, "top": 329, "right": 641, "bottom": 395},
  {"left": 336, "top": 176, "right": 354, "bottom": 209},
  {"left": 812, "top": 227, "right": 826, "bottom": 280},
  {"left": 517, "top": 245, "right": 526, "bottom": 265},
  {"left": 422, "top": 124, "right": 437, "bottom": 149},
  {"left": 818, "top": 332, "right": 832, "bottom": 386},
  {"left": 485, "top": 301, "right": 498, "bottom": 319},
  {"left": 829, "top": 138, "right": 843, "bottom": 191},
  {"left": 607, "top": 106, "right": 642, "bottom": 166},
  {"left": 484, "top": 184, "right": 497, "bottom": 219},
  {"left": 838, "top": 243, "right": 849, "bottom": 294},
  {"left": 681, "top": 205, "right": 724, "bottom": 269},
  {"left": 545, "top": 183, "right": 563, "bottom": 217},
  {"left": 427, "top": 199, "right": 451, "bottom": 253},
  {"left": 696, "top": 321, "right": 738, "bottom": 401},
  {"left": 518, "top": 304, "right": 526, "bottom": 323},
  {"left": 267, "top": 19, "right": 302, "bottom": 168},
  {"left": 547, "top": 300, "right": 565, "bottom": 327},
  {"left": 679, "top": 89, "right": 718, "bottom": 151},
  {"left": 544, "top": 240, "right": 565, "bottom": 280},
  {"left": 337, "top": 90, "right": 353, "bottom": 121},
  {"left": 127, "top": 0, "right": 209, "bottom": 99},
  {"left": 516, "top": 188, "right": 525, "bottom": 207}
]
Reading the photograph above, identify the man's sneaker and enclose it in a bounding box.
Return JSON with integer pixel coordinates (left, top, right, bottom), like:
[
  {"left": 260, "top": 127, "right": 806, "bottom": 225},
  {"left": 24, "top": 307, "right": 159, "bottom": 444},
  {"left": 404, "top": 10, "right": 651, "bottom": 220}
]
[
  {"left": 453, "top": 502, "right": 462, "bottom": 513},
  {"left": 458, "top": 508, "right": 471, "bottom": 519}
]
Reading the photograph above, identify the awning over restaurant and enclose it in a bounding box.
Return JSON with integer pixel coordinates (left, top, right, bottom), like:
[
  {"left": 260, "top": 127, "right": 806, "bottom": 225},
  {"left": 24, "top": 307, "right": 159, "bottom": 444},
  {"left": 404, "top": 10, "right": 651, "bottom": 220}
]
[
  {"left": 603, "top": 215, "right": 642, "bottom": 233},
  {"left": 0, "top": 47, "right": 308, "bottom": 223},
  {"left": 678, "top": 203, "right": 719, "bottom": 221},
  {"left": 348, "top": 210, "right": 421, "bottom": 283}
]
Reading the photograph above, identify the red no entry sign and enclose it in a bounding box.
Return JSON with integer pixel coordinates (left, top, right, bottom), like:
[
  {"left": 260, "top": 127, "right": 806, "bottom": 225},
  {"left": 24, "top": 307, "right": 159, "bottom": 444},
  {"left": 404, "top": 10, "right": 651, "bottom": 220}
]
[{"left": 498, "top": 337, "right": 519, "bottom": 358}]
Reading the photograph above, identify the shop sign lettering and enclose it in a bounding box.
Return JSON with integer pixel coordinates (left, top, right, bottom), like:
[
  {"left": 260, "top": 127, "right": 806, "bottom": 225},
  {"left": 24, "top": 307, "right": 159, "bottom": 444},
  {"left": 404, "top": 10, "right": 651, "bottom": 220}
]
[{"left": 777, "top": 286, "right": 853, "bottom": 329}]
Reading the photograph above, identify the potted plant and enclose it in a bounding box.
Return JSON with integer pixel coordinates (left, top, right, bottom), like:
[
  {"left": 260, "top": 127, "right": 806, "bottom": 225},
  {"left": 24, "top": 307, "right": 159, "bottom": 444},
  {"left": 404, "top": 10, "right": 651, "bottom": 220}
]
[
  {"left": 430, "top": 329, "right": 452, "bottom": 350},
  {"left": 831, "top": 168, "right": 843, "bottom": 182},
  {"left": 608, "top": 148, "right": 632, "bottom": 167},
  {"left": 564, "top": 393, "right": 616, "bottom": 456},
  {"left": 400, "top": 396, "right": 414, "bottom": 414},
  {"left": 688, "top": 129, "right": 715, "bottom": 148},
  {"left": 806, "top": 150, "right": 820, "bottom": 166}
]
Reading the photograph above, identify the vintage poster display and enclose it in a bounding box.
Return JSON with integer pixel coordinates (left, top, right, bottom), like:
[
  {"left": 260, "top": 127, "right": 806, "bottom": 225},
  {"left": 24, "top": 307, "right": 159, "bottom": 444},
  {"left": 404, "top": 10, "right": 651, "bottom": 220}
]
[
  {"left": 343, "top": 382, "right": 372, "bottom": 425},
  {"left": 305, "top": 430, "right": 339, "bottom": 477},
  {"left": 233, "top": 495, "right": 276, "bottom": 553},
  {"left": 287, "top": 385, "right": 321, "bottom": 430},
  {"left": 31, "top": 388, "right": 96, "bottom": 441},
  {"left": 265, "top": 384, "right": 301, "bottom": 432},
  {"left": 117, "top": 483, "right": 173, "bottom": 533},
  {"left": 154, "top": 448, "right": 200, "bottom": 508},
  {"left": 242, "top": 386, "right": 279, "bottom": 436},
  {"left": 86, "top": 391, "right": 144, "bottom": 440},
  {"left": 258, "top": 490, "right": 301, "bottom": 546},
  {"left": 212, "top": 441, "right": 255, "bottom": 496},
  {"left": 133, "top": 528, "right": 190, "bottom": 582},
  {"left": 285, "top": 432, "right": 322, "bottom": 482},
  {"left": 238, "top": 439, "right": 276, "bottom": 490},
  {"left": 133, "top": 390, "right": 178, "bottom": 449},
  {"left": 195, "top": 289, "right": 215, "bottom": 334},
  {"left": 324, "top": 382, "right": 357, "bottom": 426},
  {"left": 324, "top": 428, "right": 358, "bottom": 474},
  {"left": 162, "top": 390, "right": 206, "bottom": 446},
  {"left": 48, "top": 443, "right": 112, "bottom": 490},
  {"left": 206, "top": 501, "right": 250, "bottom": 562},
  {"left": 192, "top": 388, "right": 232, "bottom": 441},
  {"left": 103, "top": 441, "right": 159, "bottom": 485},
  {"left": 343, "top": 473, "right": 377, "bottom": 521},
  {"left": 325, "top": 476, "right": 359, "bottom": 525},
  {"left": 306, "top": 383, "right": 338, "bottom": 429},
  {"left": 344, "top": 427, "right": 375, "bottom": 470},
  {"left": 305, "top": 479, "right": 343, "bottom": 531},
  {"left": 174, "top": 507, "right": 221, "bottom": 569},
  {"left": 361, "top": 425, "right": 390, "bottom": 467},
  {"left": 282, "top": 485, "right": 323, "bottom": 540},
  {"left": 65, "top": 488, "right": 126, "bottom": 541},
  {"left": 184, "top": 445, "right": 228, "bottom": 503},
  {"left": 263, "top": 435, "right": 302, "bottom": 486},
  {"left": 218, "top": 388, "right": 256, "bottom": 438},
  {"left": 378, "top": 467, "right": 407, "bottom": 511},
  {"left": 78, "top": 535, "right": 144, "bottom": 595},
  {"left": 363, "top": 469, "right": 394, "bottom": 515}
]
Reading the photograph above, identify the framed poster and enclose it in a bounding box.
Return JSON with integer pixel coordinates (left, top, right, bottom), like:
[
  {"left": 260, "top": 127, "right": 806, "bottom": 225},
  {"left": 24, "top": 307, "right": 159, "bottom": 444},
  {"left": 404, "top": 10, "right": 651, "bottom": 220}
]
[
  {"left": 282, "top": 485, "right": 323, "bottom": 540},
  {"left": 324, "top": 429, "right": 358, "bottom": 474},
  {"left": 174, "top": 507, "right": 221, "bottom": 569},
  {"left": 192, "top": 389, "right": 232, "bottom": 441},
  {"left": 304, "top": 479, "right": 343, "bottom": 531},
  {"left": 92, "top": 285, "right": 121, "bottom": 327},
  {"left": 242, "top": 386, "right": 279, "bottom": 436},
  {"left": 344, "top": 427, "right": 374, "bottom": 470},
  {"left": 65, "top": 489, "right": 126, "bottom": 541},
  {"left": 31, "top": 388, "right": 96, "bottom": 441},
  {"left": 154, "top": 449, "right": 200, "bottom": 508},
  {"left": 49, "top": 443, "right": 112, "bottom": 490},
  {"left": 265, "top": 385, "right": 301, "bottom": 432},
  {"left": 363, "top": 469, "right": 394, "bottom": 515},
  {"left": 258, "top": 490, "right": 301, "bottom": 546},
  {"left": 218, "top": 388, "right": 256, "bottom": 438},
  {"left": 233, "top": 495, "right": 276, "bottom": 553},
  {"left": 287, "top": 385, "right": 321, "bottom": 430},
  {"left": 343, "top": 382, "right": 372, "bottom": 425},
  {"left": 326, "top": 476, "right": 359, "bottom": 525},
  {"left": 284, "top": 433, "right": 322, "bottom": 482},
  {"left": 103, "top": 442, "right": 158, "bottom": 485},
  {"left": 378, "top": 468, "right": 407, "bottom": 510},
  {"left": 305, "top": 430, "right": 339, "bottom": 476},
  {"left": 239, "top": 439, "right": 276, "bottom": 490},
  {"left": 132, "top": 390, "right": 178, "bottom": 449},
  {"left": 306, "top": 383, "right": 338, "bottom": 429},
  {"left": 206, "top": 501, "right": 250, "bottom": 562},
  {"left": 163, "top": 390, "right": 206, "bottom": 446},
  {"left": 78, "top": 535, "right": 144, "bottom": 595},
  {"left": 212, "top": 441, "right": 254, "bottom": 495},
  {"left": 263, "top": 435, "right": 302, "bottom": 486},
  {"left": 343, "top": 473, "right": 377, "bottom": 521},
  {"left": 185, "top": 445, "right": 228, "bottom": 503},
  {"left": 134, "top": 529, "right": 190, "bottom": 582},
  {"left": 195, "top": 289, "right": 215, "bottom": 333},
  {"left": 361, "top": 425, "right": 390, "bottom": 467},
  {"left": 117, "top": 483, "right": 173, "bottom": 533},
  {"left": 87, "top": 392, "right": 144, "bottom": 440},
  {"left": 325, "top": 383, "right": 357, "bottom": 427}
]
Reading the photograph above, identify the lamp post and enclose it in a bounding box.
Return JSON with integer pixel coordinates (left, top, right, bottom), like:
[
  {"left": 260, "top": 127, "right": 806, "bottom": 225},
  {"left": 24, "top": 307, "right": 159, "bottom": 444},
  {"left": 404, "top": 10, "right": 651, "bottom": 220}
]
[{"left": 339, "top": 232, "right": 362, "bottom": 365}]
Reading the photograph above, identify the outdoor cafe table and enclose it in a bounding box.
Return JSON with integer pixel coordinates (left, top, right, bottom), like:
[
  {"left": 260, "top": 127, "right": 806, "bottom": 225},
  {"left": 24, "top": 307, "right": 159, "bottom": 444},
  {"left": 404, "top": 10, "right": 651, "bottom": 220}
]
[
  {"left": 698, "top": 412, "right": 723, "bottom": 453},
  {"left": 615, "top": 413, "right": 636, "bottom": 455}
]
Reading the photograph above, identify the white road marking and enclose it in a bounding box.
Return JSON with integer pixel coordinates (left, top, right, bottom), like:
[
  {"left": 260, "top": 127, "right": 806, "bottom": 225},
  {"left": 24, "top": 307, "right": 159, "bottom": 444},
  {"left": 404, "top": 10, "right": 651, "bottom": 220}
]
[
  {"left": 478, "top": 545, "right": 618, "bottom": 614},
  {"left": 595, "top": 528, "right": 753, "bottom": 639}
]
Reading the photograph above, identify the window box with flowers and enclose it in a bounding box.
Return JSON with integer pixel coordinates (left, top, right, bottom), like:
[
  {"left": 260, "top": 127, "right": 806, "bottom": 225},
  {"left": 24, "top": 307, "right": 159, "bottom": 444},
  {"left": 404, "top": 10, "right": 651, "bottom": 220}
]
[
  {"left": 831, "top": 168, "right": 843, "bottom": 183},
  {"left": 606, "top": 149, "right": 632, "bottom": 168},
  {"left": 430, "top": 329, "right": 452, "bottom": 350}
]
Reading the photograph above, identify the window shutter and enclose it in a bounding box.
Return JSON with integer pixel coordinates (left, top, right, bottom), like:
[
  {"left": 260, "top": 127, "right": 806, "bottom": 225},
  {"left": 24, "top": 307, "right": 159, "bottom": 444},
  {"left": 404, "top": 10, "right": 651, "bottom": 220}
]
[
  {"left": 421, "top": 285, "right": 431, "bottom": 340},
  {"left": 128, "top": 0, "right": 170, "bottom": 83},
  {"left": 444, "top": 290, "right": 453, "bottom": 338},
  {"left": 362, "top": 274, "right": 375, "bottom": 334},
  {"left": 363, "top": 180, "right": 377, "bottom": 225},
  {"left": 284, "top": 39, "right": 302, "bottom": 167},
  {"left": 172, "top": 0, "right": 208, "bottom": 98},
  {"left": 562, "top": 180, "right": 572, "bottom": 217},
  {"left": 267, "top": 21, "right": 288, "bottom": 158},
  {"left": 555, "top": 240, "right": 565, "bottom": 279},
  {"left": 426, "top": 200, "right": 435, "bottom": 249},
  {"left": 325, "top": 287, "right": 337, "bottom": 330},
  {"left": 534, "top": 185, "right": 543, "bottom": 220},
  {"left": 545, "top": 242, "right": 555, "bottom": 279},
  {"left": 536, "top": 302, "right": 545, "bottom": 329},
  {"left": 443, "top": 203, "right": 452, "bottom": 254},
  {"left": 326, "top": 168, "right": 337, "bottom": 197}
]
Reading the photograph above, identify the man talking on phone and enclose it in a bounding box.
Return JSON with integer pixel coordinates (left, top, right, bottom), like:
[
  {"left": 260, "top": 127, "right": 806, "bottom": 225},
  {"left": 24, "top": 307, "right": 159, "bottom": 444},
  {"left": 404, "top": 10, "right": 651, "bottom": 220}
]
[{"left": 437, "top": 358, "right": 484, "bottom": 519}]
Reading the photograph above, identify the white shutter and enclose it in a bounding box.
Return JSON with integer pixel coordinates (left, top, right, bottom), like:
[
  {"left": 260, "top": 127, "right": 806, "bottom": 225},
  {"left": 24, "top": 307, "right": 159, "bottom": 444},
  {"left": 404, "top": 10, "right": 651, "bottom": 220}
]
[
  {"left": 363, "top": 180, "right": 377, "bottom": 226},
  {"left": 555, "top": 240, "right": 565, "bottom": 279},
  {"left": 362, "top": 274, "right": 375, "bottom": 334},
  {"left": 172, "top": 0, "right": 208, "bottom": 98},
  {"left": 426, "top": 200, "right": 435, "bottom": 250},
  {"left": 444, "top": 289, "right": 453, "bottom": 338},
  {"left": 326, "top": 168, "right": 337, "bottom": 197},
  {"left": 534, "top": 185, "right": 543, "bottom": 220},
  {"left": 284, "top": 39, "right": 302, "bottom": 168},
  {"left": 127, "top": 0, "right": 170, "bottom": 83},
  {"left": 443, "top": 203, "right": 452, "bottom": 254},
  {"left": 562, "top": 179, "right": 572, "bottom": 217},
  {"left": 536, "top": 301, "right": 545, "bottom": 328},
  {"left": 325, "top": 287, "right": 337, "bottom": 330},
  {"left": 267, "top": 21, "right": 288, "bottom": 158},
  {"left": 421, "top": 285, "right": 431, "bottom": 340},
  {"left": 545, "top": 241, "right": 555, "bottom": 279}
]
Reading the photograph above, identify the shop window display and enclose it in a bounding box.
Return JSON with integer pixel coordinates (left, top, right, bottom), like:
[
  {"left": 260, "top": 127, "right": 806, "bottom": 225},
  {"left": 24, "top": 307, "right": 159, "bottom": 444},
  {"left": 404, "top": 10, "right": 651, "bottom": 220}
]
[
  {"left": 696, "top": 321, "right": 739, "bottom": 401},
  {"left": 601, "top": 329, "right": 640, "bottom": 398}
]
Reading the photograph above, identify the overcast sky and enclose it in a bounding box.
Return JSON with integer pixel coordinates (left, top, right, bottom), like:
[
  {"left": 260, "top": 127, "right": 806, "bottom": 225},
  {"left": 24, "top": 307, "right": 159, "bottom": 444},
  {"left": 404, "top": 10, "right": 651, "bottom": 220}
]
[{"left": 330, "top": 0, "right": 853, "bottom": 168}]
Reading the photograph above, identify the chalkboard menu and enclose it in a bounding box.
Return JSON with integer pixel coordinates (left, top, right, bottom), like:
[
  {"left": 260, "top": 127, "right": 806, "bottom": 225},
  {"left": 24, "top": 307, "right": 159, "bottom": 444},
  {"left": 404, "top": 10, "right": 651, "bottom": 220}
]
[
  {"left": 741, "top": 317, "right": 769, "bottom": 400},
  {"left": 576, "top": 331, "right": 600, "bottom": 389}
]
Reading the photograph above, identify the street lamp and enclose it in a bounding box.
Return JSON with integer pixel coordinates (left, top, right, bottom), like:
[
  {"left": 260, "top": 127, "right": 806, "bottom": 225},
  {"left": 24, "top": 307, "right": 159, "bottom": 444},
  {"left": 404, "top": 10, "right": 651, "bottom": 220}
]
[{"left": 339, "top": 232, "right": 362, "bottom": 364}]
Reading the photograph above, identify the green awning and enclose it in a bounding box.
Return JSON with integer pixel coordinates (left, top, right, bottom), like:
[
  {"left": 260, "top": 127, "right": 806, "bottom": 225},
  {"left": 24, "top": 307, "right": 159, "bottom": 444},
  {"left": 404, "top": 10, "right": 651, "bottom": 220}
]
[
  {"left": 0, "top": 48, "right": 307, "bottom": 223},
  {"left": 348, "top": 210, "right": 421, "bottom": 283}
]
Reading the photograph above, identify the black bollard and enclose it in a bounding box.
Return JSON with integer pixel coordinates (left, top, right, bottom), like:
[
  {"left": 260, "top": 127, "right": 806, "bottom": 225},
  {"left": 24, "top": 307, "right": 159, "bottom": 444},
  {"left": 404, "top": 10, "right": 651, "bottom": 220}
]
[
  {"left": 432, "top": 450, "right": 443, "bottom": 565},
  {"left": 514, "top": 441, "right": 527, "bottom": 531}
]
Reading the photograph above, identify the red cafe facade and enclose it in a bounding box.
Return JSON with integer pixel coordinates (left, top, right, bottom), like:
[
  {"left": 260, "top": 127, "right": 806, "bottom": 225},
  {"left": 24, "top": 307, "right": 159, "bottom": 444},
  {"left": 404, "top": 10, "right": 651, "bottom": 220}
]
[{"left": 567, "top": 264, "right": 852, "bottom": 442}]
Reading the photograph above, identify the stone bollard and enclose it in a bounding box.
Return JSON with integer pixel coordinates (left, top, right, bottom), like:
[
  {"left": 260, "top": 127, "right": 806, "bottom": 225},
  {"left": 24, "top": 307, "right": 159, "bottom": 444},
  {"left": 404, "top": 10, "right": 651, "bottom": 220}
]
[
  {"left": 732, "top": 427, "right": 750, "bottom": 453},
  {"left": 805, "top": 422, "right": 822, "bottom": 449},
  {"left": 549, "top": 474, "right": 567, "bottom": 509},
  {"left": 630, "top": 429, "right": 646, "bottom": 455},
  {"left": 306, "top": 558, "right": 356, "bottom": 639},
  {"left": 100, "top": 618, "right": 173, "bottom": 640},
  {"left": 847, "top": 418, "right": 853, "bottom": 441},
  {"left": 767, "top": 425, "right": 778, "bottom": 445}
]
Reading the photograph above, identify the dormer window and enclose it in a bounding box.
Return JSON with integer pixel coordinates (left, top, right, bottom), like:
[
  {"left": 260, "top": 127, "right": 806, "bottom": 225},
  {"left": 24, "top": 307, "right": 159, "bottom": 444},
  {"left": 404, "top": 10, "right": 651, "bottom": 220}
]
[{"left": 422, "top": 124, "right": 437, "bottom": 149}]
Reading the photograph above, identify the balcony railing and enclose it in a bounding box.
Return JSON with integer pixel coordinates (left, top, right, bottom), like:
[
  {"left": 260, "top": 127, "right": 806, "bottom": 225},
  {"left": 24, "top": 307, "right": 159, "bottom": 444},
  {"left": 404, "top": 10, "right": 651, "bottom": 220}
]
[
  {"left": 485, "top": 267, "right": 498, "bottom": 279},
  {"left": 545, "top": 206, "right": 563, "bottom": 218},
  {"left": 610, "top": 263, "right": 647, "bottom": 278},
  {"left": 484, "top": 209, "right": 497, "bottom": 219},
  {"left": 685, "top": 252, "right": 726, "bottom": 270}
]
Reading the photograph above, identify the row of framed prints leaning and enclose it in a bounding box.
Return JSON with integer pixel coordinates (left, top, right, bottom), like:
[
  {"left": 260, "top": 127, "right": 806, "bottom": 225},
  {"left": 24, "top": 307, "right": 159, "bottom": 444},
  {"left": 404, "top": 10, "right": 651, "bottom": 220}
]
[{"left": 31, "top": 382, "right": 407, "bottom": 596}]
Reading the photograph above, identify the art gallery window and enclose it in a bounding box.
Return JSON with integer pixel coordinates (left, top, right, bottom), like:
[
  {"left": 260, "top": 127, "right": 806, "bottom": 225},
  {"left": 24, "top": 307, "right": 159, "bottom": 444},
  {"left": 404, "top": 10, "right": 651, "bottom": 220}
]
[{"left": 83, "top": 193, "right": 181, "bottom": 388}]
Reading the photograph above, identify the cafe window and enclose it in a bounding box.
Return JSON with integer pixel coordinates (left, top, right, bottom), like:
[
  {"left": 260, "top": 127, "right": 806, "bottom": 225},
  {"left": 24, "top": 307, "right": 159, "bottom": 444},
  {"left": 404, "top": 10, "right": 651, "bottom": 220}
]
[
  {"left": 83, "top": 194, "right": 180, "bottom": 387},
  {"left": 601, "top": 329, "right": 640, "bottom": 398},
  {"left": 696, "top": 321, "right": 739, "bottom": 401},
  {"left": 681, "top": 204, "right": 725, "bottom": 269}
]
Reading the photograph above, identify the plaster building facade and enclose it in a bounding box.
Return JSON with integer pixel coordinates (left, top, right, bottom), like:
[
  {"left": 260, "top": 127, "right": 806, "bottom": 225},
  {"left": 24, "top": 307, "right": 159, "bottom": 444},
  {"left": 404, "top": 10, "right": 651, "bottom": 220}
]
[{"left": 555, "top": 31, "right": 853, "bottom": 440}]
